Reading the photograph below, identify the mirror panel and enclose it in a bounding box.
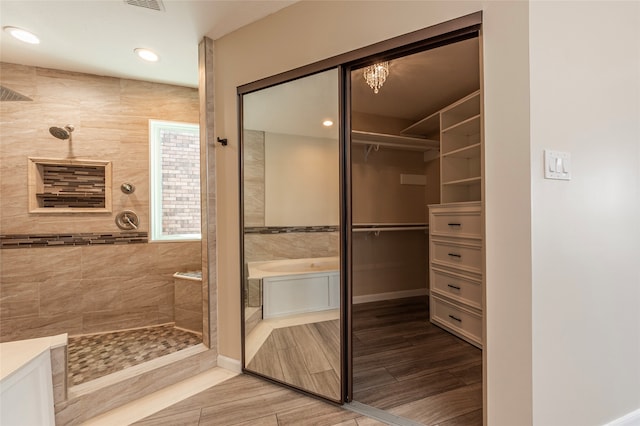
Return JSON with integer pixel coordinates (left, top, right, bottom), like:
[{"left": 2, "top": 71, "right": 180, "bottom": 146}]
[{"left": 241, "top": 68, "right": 341, "bottom": 401}]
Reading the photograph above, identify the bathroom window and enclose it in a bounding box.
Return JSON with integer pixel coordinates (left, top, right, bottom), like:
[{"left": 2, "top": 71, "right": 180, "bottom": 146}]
[{"left": 150, "top": 120, "right": 201, "bottom": 241}]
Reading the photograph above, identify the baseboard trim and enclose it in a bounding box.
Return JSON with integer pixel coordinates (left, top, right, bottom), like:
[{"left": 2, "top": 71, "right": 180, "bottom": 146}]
[
  {"left": 353, "top": 289, "right": 428, "bottom": 304},
  {"left": 217, "top": 354, "right": 242, "bottom": 373},
  {"left": 605, "top": 408, "right": 640, "bottom": 426}
]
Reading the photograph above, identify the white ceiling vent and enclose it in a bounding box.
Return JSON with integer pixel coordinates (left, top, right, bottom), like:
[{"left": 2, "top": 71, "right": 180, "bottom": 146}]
[{"left": 123, "top": 0, "right": 165, "bottom": 12}]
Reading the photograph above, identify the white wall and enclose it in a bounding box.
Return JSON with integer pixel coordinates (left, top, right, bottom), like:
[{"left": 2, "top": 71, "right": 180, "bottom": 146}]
[
  {"left": 264, "top": 132, "right": 339, "bottom": 226},
  {"left": 482, "top": 2, "right": 533, "bottom": 424},
  {"left": 529, "top": 2, "right": 640, "bottom": 425}
]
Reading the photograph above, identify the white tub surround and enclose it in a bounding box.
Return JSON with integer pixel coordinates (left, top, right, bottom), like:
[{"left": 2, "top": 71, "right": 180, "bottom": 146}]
[
  {"left": 247, "top": 257, "right": 339, "bottom": 319},
  {"left": 0, "top": 334, "right": 67, "bottom": 426}
]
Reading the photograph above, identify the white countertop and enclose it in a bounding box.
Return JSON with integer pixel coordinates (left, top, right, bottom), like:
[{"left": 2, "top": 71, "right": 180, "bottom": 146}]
[{"left": 0, "top": 334, "right": 67, "bottom": 382}]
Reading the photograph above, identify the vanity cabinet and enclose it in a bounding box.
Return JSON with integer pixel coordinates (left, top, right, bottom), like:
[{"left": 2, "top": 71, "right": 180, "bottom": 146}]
[{"left": 429, "top": 201, "right": 483, "bottom": 348}]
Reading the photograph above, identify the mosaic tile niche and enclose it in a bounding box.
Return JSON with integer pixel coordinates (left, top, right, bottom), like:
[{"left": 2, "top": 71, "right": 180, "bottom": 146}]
[{"left": 28, "top": 157, "right": 112, "bottom": 213}]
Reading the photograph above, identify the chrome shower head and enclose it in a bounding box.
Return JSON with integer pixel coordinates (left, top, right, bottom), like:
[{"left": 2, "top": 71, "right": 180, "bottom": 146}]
[{"left": 49, "top": 125, "right": 74, "bottom": 140}]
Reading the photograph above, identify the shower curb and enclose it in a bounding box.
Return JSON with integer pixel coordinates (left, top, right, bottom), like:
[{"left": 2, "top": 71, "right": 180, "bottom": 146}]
[{"left": 54, "top": 344, "right": 216, "bottom": 425}]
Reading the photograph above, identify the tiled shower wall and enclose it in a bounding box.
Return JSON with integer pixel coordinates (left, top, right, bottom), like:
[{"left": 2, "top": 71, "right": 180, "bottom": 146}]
[{"left": 0, "top": 63, "right": 201, "bottom": 342}]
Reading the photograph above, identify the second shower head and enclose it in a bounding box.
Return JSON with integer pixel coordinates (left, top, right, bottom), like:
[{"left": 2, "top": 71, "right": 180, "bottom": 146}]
[{"left": 49, "top": 125, "right": 74, "bottom": 140}]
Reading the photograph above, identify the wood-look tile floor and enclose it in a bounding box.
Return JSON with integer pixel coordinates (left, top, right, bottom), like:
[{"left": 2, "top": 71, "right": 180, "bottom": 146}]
[
  {"left": 68, "top": 324, "right": 202, "bottom": 385},
  {"left": 353, "top": 297, "right": 483, "bottom": 425},
  {"left": 247, "top": 319, "right": 341, "bottom": 400},
  {"left": 133, "top": 373, "right": 384, "bottom": 426},
  {"left": 128, "top": 297, "right": 481, "bottom": 426}
]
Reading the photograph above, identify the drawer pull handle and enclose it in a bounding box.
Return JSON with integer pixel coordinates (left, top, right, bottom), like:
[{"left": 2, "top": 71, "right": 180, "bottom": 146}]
[
  {"left": 448, "top": 253, "right": 462, "bottom": 258},
  {"left": 448, "top": 284, "right": 461, "bottom": 290},
  {"left": 448, "top": 223, "right": 462, "bottom": 227},
  {"left": 449, "top": 314, "right": 462, "bottom": 322}
]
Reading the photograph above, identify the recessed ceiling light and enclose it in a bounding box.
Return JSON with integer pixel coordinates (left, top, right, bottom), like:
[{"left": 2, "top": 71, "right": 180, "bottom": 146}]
[
  {"left": 4, "top": 26, "right": 40, "bottom": 44},
  {"left": 134, "top": 48, "right": 159, "bottom": 62},
  {"left": 322, "top": 120, "right": 334, "bottom": 127}
]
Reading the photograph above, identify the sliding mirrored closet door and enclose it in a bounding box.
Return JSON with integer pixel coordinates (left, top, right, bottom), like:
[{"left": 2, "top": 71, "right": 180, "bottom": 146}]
[{"left": 240, "top": 68, "right": 343, "bottom": 402}]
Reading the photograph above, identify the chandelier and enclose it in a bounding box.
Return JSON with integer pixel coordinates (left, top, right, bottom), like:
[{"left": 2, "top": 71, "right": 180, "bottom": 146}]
[{"left": 363, "top": 61, "right": 389, "bottom": 94}]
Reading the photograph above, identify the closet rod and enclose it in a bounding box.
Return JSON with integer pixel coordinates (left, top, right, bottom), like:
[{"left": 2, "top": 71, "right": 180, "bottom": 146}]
[
  {"left": 352, "top": 226, "right": 428, "bottom": 233},
  {"left": 353, "top": 222, "right": 428, "bottom": 227},
  {"left": 354, "top": 141, "right": 439, "bottom": 152}
]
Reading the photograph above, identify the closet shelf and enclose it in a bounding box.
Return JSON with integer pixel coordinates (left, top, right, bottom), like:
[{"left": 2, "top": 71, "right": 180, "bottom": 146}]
[
  {"left": 442, "top": 143, "right": 481, "bottom": 159},
  {"left": 401, "top": 111, "right": 440, "bottom": 137},
  {"left": 441, "top": 176, "right": 481, "bottom": 187},
  {"left": 441, "top": 114, "right": 481, "bottom": 135},
  {"left": 352, "top": 130, "right": 439, "bottom": 152}
]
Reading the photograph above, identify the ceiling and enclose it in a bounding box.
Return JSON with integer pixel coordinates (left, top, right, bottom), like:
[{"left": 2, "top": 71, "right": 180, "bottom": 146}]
[
  {"left": 0, "top": 0, "right": 295, "bottom": 88},
  {"left": 1, "top": 2, "right": 479, "bottom": 133},
  {"left": 243, "top": 37, "right": 479, "bottom": 138},
  {"left": 351, "top": 37, "right": 480, "bottom": 122},
  {"left": 244, "top": 68, "right": 339, "bottom": 139}
]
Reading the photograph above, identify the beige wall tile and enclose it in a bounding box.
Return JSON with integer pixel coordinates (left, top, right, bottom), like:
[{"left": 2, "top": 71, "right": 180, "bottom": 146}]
[
  {"left": 0, "top": 281, "right": 39, "bottom": 318},
  {"left": 0, "top": 64, "right": 198, "bottom": 234},
  {"left": 39, "top": 277, "right": 84, "bottom": 316},
  {"left": 244, "top": 232, "right": 339, "bottom": 263},
  {"left": 175, "top": 307, "right": 203, "bottom": 334},
  {"left": 119, "top": 275, "right": 173, "bottom": 310},
  {"left": 0, "top": 64, "right": 204, "bottom": 341},
  {"left": 1, "top": 247, "right": 82, "bottom": 283},
  {"left": 82, "top": 307, "right": 160, "bottom": 334},
  {"left": 151, "top": 242, "right": 202, "bottom": 274},
  {"left": 81, "top": 278, "right": 123, "bottom": 312},
  {"left": 174, "top": 279, "right": 202, "bottom": 312},
  {"left": 80, "top": 243, "right": 153, "bottom": 279},
  {"left": 0, "top": 314, "right": 83, "bottom": 342}
]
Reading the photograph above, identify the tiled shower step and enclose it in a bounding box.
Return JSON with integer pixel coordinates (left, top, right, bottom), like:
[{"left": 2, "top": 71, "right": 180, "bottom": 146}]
[
  {"left": 82, "top": 367, "right": 237, "bottom": 425},
  {"left": 55, "top": 344, "right": 217, "bottom": 425}
]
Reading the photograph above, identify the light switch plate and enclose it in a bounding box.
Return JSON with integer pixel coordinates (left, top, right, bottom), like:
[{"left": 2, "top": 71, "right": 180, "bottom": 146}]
[{"left": 544, "top": 150, "right": 571, "bottom": 180}]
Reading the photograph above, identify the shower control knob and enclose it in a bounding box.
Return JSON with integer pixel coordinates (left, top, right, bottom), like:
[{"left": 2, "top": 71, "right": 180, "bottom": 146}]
[
  {"left": 121, "top": 183, "right": 136, "bottom": 194},
  {"left": 115, "top": 210, "right": 140, "bottom": 230}
]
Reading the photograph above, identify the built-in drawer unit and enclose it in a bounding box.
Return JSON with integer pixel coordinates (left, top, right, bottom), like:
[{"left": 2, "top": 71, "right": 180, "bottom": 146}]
[
  {"left": 429, "top": 201, "right": 484, "bottom": 348},
  {"left": 430, "top": 294, "right": 482, "bottom": 348},
  {"left": 431, "top": 267, "right": 482, "bottom": 310},
  {"left": 430, "top": 238, "right": 482, "bottom": 275},
  {"left": 430, "top": 208, "right": 481, "bottom": 239}
]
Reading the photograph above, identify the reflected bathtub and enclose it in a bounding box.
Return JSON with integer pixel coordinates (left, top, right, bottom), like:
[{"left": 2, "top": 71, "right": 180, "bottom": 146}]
[{"left": 247, "top": 257, "right": 339, "bottom": 319}]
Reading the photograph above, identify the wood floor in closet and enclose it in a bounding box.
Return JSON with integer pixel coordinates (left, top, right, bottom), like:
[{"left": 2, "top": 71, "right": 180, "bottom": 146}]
[{"left": 353, "top": 297, "right": 483, "bottom": 425}]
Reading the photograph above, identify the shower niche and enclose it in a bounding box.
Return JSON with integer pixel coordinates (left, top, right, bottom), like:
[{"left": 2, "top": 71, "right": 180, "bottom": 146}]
[{"left": 28, "top": 157, "right": 112, "bottom": 213}]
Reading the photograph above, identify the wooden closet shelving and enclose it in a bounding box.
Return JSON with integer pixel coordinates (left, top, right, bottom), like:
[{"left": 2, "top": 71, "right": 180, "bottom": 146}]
[{"left": 400, "top": 89, "right": 485, "bottom": 349}]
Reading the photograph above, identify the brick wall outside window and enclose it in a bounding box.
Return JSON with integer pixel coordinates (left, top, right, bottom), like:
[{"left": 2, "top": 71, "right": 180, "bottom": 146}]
[{"left": 159, "top": 128, "right": 201, "bottom": 235}]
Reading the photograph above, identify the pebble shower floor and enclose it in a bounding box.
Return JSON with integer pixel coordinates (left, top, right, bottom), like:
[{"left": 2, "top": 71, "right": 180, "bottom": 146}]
[{"left": 67, "top": 324, "right": 202, "bottom": 386}]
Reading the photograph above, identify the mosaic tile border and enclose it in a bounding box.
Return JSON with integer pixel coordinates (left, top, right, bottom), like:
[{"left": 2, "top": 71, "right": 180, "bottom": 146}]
[
  {"left": 244, "top": 226, "right": 338, "bottom": 234},
  {"left": 0, "top": 232, "right": 148, "bottom": 249}
]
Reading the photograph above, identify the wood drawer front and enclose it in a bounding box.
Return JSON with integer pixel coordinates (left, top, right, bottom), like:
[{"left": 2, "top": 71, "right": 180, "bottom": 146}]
[
  {"left": 431, "top": 239, "right": 482, "bottom": 274},
  {"left": 431, "top": 268, "right": 482, "bottom": 309},
  {"left": 430, "top": 295, "right": 482, "bottom": 347},
  {"left": 430, "top": 212, "right": 481, "bottom": 239}
]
